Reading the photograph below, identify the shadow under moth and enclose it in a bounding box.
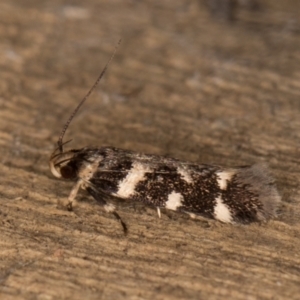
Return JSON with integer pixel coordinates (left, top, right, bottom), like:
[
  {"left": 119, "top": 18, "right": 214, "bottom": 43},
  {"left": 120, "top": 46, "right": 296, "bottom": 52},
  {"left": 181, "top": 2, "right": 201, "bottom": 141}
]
[{"left": 49, "top": 41, "right": 281, "bottom": 233}]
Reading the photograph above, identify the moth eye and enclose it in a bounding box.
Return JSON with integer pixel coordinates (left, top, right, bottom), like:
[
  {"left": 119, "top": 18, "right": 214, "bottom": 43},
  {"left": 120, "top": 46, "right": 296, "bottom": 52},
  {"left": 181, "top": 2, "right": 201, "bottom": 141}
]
[{"left": 60, "top": 165, "right": 76, "bottom": 179}]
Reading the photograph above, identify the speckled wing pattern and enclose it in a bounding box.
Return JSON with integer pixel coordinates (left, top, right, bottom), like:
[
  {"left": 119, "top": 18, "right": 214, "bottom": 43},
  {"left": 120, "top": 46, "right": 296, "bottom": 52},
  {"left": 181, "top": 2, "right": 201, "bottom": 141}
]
[{"left": 78, "top": 147, "right": 281, "bottom": 224}]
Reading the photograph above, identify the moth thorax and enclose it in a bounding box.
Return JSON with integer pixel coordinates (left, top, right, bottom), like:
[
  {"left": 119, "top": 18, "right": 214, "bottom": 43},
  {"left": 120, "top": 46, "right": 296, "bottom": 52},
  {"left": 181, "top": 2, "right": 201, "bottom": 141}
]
[{"left": 49, "top": 150, "right": 78, "bottom": 179}]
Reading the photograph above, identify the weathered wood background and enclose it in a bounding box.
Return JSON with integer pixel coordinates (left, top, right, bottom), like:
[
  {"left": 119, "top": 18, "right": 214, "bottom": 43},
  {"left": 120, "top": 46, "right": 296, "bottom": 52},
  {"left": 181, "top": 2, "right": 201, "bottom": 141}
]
[{"left": 1, "top": 0, "right": 300, "bottom": 299}]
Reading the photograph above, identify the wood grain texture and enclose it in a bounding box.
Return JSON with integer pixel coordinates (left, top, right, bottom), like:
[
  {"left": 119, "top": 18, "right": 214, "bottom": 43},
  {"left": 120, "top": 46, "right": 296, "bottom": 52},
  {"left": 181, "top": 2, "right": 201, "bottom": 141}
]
[{"left": 0, "top": 0, "right": 300, "bottom": 299}]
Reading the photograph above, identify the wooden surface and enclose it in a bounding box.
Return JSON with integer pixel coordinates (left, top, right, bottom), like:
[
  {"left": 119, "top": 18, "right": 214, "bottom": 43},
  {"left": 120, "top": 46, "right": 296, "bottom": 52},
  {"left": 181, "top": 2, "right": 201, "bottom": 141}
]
[{"left": 0, "top": 0, "right": 300, "bottom": 299}]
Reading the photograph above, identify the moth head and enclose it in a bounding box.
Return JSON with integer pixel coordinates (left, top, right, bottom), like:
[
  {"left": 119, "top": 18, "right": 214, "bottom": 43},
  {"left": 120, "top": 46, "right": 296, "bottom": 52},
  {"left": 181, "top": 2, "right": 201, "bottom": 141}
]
[{"left": 49, "top": 147, "right": 79, "bottom": 179}]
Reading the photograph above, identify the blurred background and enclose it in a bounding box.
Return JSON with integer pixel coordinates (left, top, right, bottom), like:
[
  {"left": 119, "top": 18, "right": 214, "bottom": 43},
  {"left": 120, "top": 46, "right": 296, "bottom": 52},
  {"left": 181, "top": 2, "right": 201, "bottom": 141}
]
[{"left": 0, "top": 0, "right": 300, "bottom": 299}]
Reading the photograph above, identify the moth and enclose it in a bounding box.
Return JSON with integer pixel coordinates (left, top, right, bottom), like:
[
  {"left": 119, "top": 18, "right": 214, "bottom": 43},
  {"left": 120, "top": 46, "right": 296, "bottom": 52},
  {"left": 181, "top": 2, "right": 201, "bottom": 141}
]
[{"left": 49, "top": 41, "right": 281, "bottom": 233}]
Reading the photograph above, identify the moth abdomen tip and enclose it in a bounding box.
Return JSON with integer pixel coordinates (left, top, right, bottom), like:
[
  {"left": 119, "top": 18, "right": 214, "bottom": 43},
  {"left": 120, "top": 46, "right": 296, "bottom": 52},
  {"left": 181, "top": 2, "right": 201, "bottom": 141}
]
[{"left": 230, "top": 164, "right": 281, "bottom": 223}]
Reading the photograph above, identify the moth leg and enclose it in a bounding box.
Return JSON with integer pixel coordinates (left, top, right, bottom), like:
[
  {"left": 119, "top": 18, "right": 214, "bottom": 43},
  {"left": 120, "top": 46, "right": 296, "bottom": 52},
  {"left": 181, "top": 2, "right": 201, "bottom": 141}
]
[
  {"left": 187, "top": 212, "right": 196, "bottom": 219},
  {"left": 86, "top": 187, "right": 127, "bottom": 234},
  {"left": 157, "top": 207, "right": 161, "bottom": 218},
  {"left": 65, "top": 180, "right": 82, "bottom": 211}
]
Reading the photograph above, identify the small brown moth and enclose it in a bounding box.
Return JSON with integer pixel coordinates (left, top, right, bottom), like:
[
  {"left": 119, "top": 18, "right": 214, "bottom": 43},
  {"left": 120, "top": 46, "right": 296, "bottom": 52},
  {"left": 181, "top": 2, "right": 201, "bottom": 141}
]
[{"left": 49, "top": 41, "right": 281, "bottom": 233}]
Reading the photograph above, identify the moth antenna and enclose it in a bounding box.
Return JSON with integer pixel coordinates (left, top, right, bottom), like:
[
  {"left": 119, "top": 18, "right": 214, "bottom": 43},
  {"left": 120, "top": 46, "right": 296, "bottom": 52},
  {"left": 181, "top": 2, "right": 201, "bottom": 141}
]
[{"left": 57, "top": 39, "right": 121, "bottom": 152}]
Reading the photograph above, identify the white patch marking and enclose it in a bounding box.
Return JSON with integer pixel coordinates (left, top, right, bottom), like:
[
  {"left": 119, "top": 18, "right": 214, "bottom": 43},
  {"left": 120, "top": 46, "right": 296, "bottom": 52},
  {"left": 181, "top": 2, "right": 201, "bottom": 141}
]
[
  {"left": 214, "top": 196, "right": 232, "bottom": 223},
  {"left": 216, "top": 171, "right": 235, "bottom": 190},
  {"left": 177, "top": 167, "right": 193, "bottom": 184},
  {"left": 165, "top": 192, "right": 183, "bottom": 211},
  {"left": 116, "top": 162, "right": 150, "bottom": 198}
]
